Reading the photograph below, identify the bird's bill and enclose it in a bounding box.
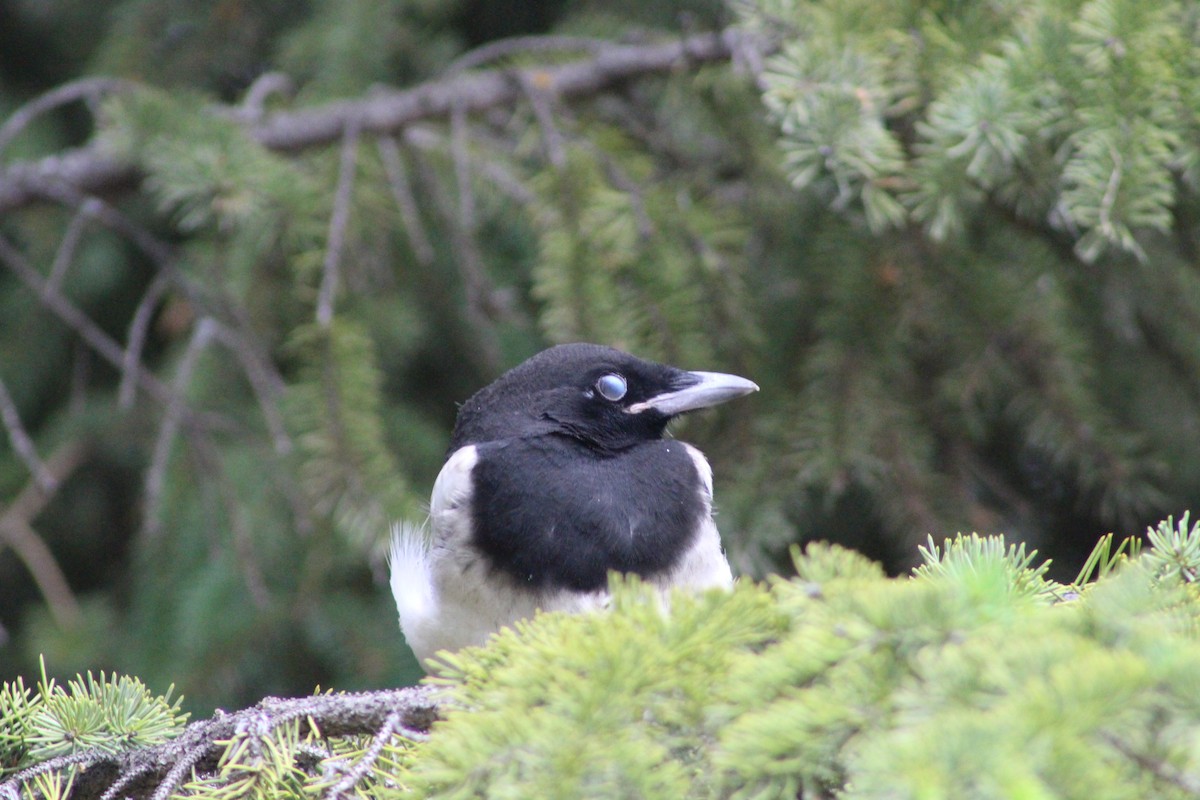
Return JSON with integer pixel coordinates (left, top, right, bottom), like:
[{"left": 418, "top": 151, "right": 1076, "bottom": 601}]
[{"left": 627, "top": 370, "right": 759, "bottom": 416}]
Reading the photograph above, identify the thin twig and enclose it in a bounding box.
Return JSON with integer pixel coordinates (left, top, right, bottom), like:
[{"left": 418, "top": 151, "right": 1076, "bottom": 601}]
[
  {"left": 141, "top": 318, "right": 218, "bottom": 542},
  {"left": 0, "top": 77, "right": 134, "bottom": 156},
  {"left": 324, "top": 711, "right": 401, "bottom": 800},
  {"left": 317, "top": 118, "right": 362, "bottom": 327},
  {"left": 47, "top": 198, "right": 100, "bottom": 292},
  {"left": 1102, "top": 732, "right": 1200, "bottom": 795},
  {"left": 235, "top": 72, "right": 295, "bottom": 122},
  {"left": 406, "top": 124, "right": 538, "bottom": 206},
  {"left": 585, "top": 138, "right": 655, "bottom": 240},
  {"left": 450, "top": 103, "right": 475, "bottom": 235},
  {"left": 69, "top": 339, "right": 89, "bottom": 416},
  {"left": 210, "top": 323, "right": 292, "bottom": 455},
  {"left": 376, "top": 136, "right": 436, "bottom": 267},
  {"left": 519, "top": 72, "right": 568, "bottom": 168},
  {"left": 27, "top": 179, "right": 176, "bottom": 264},
  {"left": 119, "top": 274, "right": 170, "bottom": 409},
  {"left": 0, "top": 749, "right": 105, "bottom": 796},
  {"left": 0, "top": 234, "right": 192, "bottom": 417},
  {"left": 0, "top": 375, "right": 54, "bottom": 492},
  {"left": 147, "top": 743, "right": 210, "bottom": 800},
  {"left": 0, "top": 517, "right": 82, "bottom": 629},
  {"left": 446, "top": 35, "right": 608, "bottom": 74},
  {"left": 98, "top": 760, "right": 157, "bottom": 800},
  {"left": 208, "top": 441, "right": 271, "bottom": 610},
  {"left": 447, "top": 107, "right": 503, "bottom": 344},
  {"left": 42, "top": 178, "right": 288, "bottom": 449},
  {"left": 407, "top": 131, "right": 501, "bottom": 372},
  {"left": 0, "top": 440, "right": 89, "bottom": 627}
]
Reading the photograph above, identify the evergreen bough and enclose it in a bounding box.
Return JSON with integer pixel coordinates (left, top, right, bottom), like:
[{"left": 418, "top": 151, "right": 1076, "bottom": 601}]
[{"left": 5, "top": 516, "right": 1200, "bottom": 798}]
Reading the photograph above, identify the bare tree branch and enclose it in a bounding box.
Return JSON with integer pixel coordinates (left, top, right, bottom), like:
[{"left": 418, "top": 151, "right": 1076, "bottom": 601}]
[
  {"left": 0, "top": 686, "right": 442, "bottom": 800},
  {"left": 376, "top": 135, "right": 436, "bottom": 267},
  {"left": 322, "top": 711, "right": 402, "bottom": 800},
  {"left": 140, "top": 318, "right": 220, "bottom": 542},
  {"left": 230, "top": 72, "right": 295, "bottom": 122},
  {"left": 0, "top": 376, "right": 54, "bottom": 493},
  {"left": 209, "top": 324, "right": 292, "bottom": 456},
  {"left": 317, "top": 118, "right": 363, "bottom": 327},
  {"left": 47, "top": 198, "right": 100, "bottom": 292},
  {"left": 119, "top": 274, "right": 171, "bottom": 410},
  {"left": 0, "top": 77, "right": 134, "bottom": 156},
  {"left": 0, "top": 235, "right": 200, "bottom": 420},
  {"left": 252, "top": 30, "right": 739, "bottom": 151},
  {"left": 0, "top": 441, "right": 89, "bottom": 629},
  {"left": 0, "top": 147, "right": 140, "bottom": 214},
  {"left": 0, "top": 30, "right": 747, "bottom": 214},
  {"left": 445, "top": 35, "right": 608, "bottom": 74},
  {"left": 519, "top": 72, "right": 568, "bottom": 168}
]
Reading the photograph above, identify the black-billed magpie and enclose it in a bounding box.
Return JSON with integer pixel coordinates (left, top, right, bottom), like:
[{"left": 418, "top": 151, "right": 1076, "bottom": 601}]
[{"left": 390, "top": 343, "right": 757, "bottom": 669}]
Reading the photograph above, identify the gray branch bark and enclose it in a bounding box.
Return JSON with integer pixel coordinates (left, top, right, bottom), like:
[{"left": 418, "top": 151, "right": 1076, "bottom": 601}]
[
  {"left": 0, "top": 29, "right": 745, "bottom": 215},
  {"left": 0, "top": 686, "right": 442, "bottom": 800}
]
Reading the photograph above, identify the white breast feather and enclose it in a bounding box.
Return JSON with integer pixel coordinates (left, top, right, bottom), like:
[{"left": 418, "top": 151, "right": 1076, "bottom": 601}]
[{"left": 391, "top": 441, "right": 733, "bottom": 671}]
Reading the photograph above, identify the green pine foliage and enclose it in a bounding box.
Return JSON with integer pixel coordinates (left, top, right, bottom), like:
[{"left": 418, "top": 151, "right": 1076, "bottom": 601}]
[
  {"left": 393, "top": 516, "right": 1200, "bottom": 799},
  {"left": 0, "top": 664, "right": 186, "bottom": 775},
  {"left": 8, "top": 520, "right": 1200, "bottom": 798},
  {"left": 284, "top": 320, "right": 418, "bottom": 547},
  {"left": 4, "top": 0, "right": 1200, "bottom": 735},
  {"left": 726, "top": 0, "right": 1200, "bottom": 563}
]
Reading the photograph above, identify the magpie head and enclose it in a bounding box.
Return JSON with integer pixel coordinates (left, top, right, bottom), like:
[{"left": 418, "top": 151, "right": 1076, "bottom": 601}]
[{"left": 450, "top": 343, "right": 758, "bottom": 452}]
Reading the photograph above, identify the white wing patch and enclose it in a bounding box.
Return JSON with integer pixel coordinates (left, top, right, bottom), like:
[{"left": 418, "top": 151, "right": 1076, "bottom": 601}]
[
  {"left": 682, "top": 442, "right": 714, "bottom": 501},
  {"left": 431, "top": 445, "right": 478, "bottom": 518},
  {"left": 660, "top": 444, "right": 732, "bottom": 591}
]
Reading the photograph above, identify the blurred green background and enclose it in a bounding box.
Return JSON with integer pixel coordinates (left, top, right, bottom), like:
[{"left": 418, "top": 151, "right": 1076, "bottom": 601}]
[{"left": 2, "top": 0, "right": 1198, "bottom": 716}]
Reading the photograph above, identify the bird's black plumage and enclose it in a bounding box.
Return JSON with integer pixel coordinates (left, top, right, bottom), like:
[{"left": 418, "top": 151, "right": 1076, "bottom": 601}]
[
  {"left": 449, "top": 343, "right": 687, "bottom": 452},
  {"left": 391, "top": 342, "right": 757, "bottom": 669},
  {"left": 469, "top": 436, "right": 705, "bottom": 591},
  {"left": 451, "top": 343, "right": 722, "bottom": 592}
]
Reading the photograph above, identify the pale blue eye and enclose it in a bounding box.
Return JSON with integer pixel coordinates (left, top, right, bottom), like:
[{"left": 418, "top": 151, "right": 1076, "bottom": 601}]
[{"left": 595, "top": 373, "right": 628, "bottom": 402}]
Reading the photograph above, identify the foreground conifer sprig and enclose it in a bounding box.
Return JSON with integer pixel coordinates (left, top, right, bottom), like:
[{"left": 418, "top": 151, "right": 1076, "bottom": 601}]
[
  {"left": 407, "top": 516, "right": 1200, "bottom": 799},
  {"left": 4, "top": 515, "right": 1200, "bottom": 799}
]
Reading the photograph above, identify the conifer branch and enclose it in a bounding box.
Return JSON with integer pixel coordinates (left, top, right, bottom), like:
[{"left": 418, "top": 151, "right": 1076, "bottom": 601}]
[
  {"left": 0, "top": 78, "right": 134, "bottom": 156},
  {"left": 249, "top": 29, "right": 741, "bottom": 152},
  {"left": 0, "top": 377, "right": 54, "bottom": 494},
  {"left": 0, "top": 442, "right": 88, "bottom": 629},
  {"left": 208, "top": 324, "right": 292, "bottom": 456},
  {"left": 46, "top": 200, "right": 98, "bottom": 292},
  {"left": 407, "top": 132, "right": 502, "bottom": 372},
  {"left": 376, "top": 136, "right": 436, "bottom": 267},
  {"left": 1101, "top": 732, "right": 1200, "bottom": 796},
  {"left": 0, "top": 235, "right": 212, "bottom": 429},
  {"left": 0, "top": 30, "right": 748, "bottom": 215},
  {"left": 118, "top": 275, "right": 170, "bottom": 410},
  {"left": 321, "top": 711, "right": 403, "bottom": 800},
  {"left": 519, "top": 72, "right": 568, "bottom": 168},
  {"left": 140, "top": 318, "right": 218, "bottom": 543},
  {"left": 0, "top": 687, "right": 440, "bottom": 800},
  {"left": 34, "top": 686, "right": 436, "bottom": 800},
  {"left": 445, "top": 35, "right": 608, "bottom": 74},
  {"left": 317, "top": 118, "right": 362, "bottom": 328}
]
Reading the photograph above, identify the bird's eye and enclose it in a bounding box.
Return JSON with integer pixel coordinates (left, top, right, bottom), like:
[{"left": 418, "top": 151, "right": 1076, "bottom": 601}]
[{"left": 594, "top": 373, "right": 628, "bottom": 402}]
